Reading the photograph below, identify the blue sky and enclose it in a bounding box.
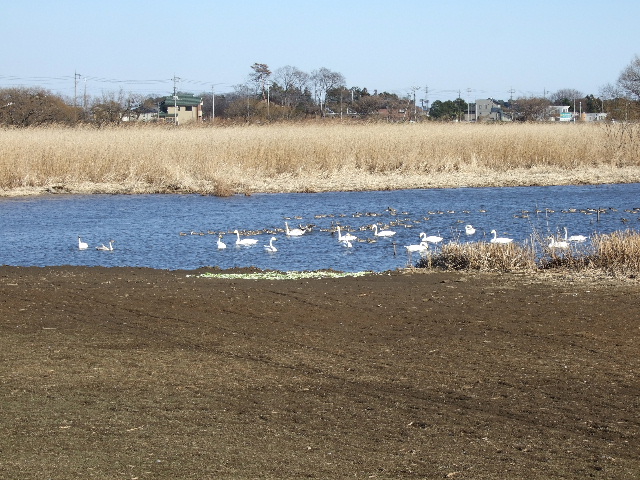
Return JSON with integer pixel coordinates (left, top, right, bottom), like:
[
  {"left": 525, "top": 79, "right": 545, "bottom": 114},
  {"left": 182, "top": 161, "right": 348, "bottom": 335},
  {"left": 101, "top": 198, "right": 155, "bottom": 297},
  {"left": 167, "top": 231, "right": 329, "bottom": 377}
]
[{"left": 1, "top": 0, "right": 638, "bottom": 103}]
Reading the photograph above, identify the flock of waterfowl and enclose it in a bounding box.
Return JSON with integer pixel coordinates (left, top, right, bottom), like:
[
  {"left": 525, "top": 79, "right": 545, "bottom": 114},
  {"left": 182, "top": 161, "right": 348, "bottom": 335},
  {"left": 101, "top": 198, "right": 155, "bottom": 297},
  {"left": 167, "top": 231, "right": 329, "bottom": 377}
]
[
  {"left": 172, "top": 200, "right": 612, "bottom": 257},
  {"left": 166, "top": 199, "right": 635, "bottom": 263},
  {"left": 179, "top": 219, "right": 578, "bottom": 257},
  {"left": 70, "top": 202, "right": 640, "bottom": 274},
  {"left": 79, "top": 204, "right": 636, "bottom": 266}
]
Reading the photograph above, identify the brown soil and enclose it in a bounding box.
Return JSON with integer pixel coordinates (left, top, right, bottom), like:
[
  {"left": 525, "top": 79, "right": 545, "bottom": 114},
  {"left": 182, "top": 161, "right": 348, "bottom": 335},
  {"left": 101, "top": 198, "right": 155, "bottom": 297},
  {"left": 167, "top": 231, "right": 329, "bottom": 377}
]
[{"left": 1, "top": 266, "right": 638, "bottom": 479}]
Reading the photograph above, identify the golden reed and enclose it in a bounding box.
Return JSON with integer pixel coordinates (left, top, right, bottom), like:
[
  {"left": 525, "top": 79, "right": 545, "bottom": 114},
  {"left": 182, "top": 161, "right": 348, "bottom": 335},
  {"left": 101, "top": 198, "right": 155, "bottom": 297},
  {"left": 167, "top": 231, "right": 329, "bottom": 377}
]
[{"left": 1, "top": 121, "right": 639, "bottom": 195}]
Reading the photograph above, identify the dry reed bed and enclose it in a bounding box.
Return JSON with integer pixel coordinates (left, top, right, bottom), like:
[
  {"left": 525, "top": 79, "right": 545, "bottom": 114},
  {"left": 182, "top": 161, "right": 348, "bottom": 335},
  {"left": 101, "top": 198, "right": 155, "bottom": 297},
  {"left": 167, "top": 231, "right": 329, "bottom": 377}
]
[
  {"left": 589, "top": 230, "right": 640, "bottom": 274},
  {"left": 1, "top": 122, "right": 640, "bottom": 195},
  {"left": 418, "top": 229, "right": 640, "bottom": 277}
]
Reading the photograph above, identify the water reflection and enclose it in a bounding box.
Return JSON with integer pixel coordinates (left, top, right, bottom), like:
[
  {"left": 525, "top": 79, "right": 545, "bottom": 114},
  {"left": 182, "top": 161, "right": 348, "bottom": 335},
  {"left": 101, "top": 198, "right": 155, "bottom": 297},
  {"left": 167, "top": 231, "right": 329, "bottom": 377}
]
[{"left": 1, "top": 183, "right": 638, "bottom": 272}]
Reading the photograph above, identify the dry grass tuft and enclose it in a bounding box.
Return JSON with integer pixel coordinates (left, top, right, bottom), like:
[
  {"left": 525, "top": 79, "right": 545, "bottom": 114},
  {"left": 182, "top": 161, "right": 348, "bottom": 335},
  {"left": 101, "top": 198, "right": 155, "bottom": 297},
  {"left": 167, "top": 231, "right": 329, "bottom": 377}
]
[
  {"left": 418, "top": 242, "right": 537, "bottom": 273},
  {"left": 588, "top": 230, "right": 640, "bottom": 275},
  {"left": 417, "top": 229, "right": 640, "bottom": 277}
]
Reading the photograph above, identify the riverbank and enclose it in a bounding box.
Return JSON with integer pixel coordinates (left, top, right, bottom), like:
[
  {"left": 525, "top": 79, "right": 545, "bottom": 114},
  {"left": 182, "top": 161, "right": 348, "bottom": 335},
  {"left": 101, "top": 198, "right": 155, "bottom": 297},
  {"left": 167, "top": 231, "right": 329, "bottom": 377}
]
[
  {"left": 3, "top": 165, "right": 640, "bottom": 197},
  {"left": 1, "top": 266, "right": 638, "bottom": 478}
]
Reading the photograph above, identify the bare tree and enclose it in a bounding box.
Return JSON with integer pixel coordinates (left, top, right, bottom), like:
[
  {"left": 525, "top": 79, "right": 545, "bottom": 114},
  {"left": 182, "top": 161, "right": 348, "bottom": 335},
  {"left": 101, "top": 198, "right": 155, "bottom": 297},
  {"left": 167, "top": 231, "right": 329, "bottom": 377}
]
[
  {"left": 617, "top": 54, "right": 640, "bottom": 100},
  {"left": 229, "top": 83, "right": 259, "bottom": 120},
  {"left": 90, "top": 89, "right": 130, "bottom": 125},
  {"left": 0, "top": 87, "right": 76, "bottom": 126},
  {"left": 273, "top": 65, "right": 309, "bottom": 107},
  {"left": 601, "top": 82, "right": 640, "bottom": 121},
  {"left": 600, "top": 82, "right": 622, "bottom": 100},
  {"left": 310, "top": 67, "right": 346, "bottom": 112},
  {"left": 550, "top": 88, "right": 584, "bottom": 107},
  {"left": 249, "top": 63, "right": 272, "bottom": 100},
  {"left": 511, "top": 97, "right": 551, "bottom": 122}
]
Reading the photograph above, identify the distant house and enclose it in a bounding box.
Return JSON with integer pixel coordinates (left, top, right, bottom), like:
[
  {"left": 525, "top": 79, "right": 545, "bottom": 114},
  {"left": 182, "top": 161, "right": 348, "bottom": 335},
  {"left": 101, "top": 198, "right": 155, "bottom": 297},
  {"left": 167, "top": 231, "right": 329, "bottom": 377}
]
[
  {"left": 475, "top": 99, "right": 510, "bottom": 121},
  {"left": 377, "top": 107, "right": 409, "bottom": 121},
  {"left": 583, "top": 112, "right": 607, "bottom": 122},
  {"left": 547, "top": 105, "right": 572, "bottom": 122},
  {"left": 138, "top": 111, "right": 158, "bottom": 122},
  {"left": 547, "top": 106, "right": 607, "bottom": 122},
  {"left": 159, "top": 93, "right": 203, "bottom": 124}
]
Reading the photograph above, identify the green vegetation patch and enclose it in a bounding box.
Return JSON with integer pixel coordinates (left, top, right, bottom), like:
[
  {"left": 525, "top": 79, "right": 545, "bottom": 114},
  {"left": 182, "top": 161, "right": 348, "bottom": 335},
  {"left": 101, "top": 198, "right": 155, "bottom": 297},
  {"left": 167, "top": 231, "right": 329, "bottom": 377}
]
[{"left": 191, "top": 270, "right": 371, "bottom": 280}]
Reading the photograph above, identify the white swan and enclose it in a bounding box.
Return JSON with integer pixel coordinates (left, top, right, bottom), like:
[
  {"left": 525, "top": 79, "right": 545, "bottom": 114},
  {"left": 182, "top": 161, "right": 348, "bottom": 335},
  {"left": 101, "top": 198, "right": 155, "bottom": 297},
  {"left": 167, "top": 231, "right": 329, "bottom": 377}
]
[
  {"left": 217, "top": 235, "right": 226, "bottom": 249},
  {"left": 336, "top": 226, "right": 357, "bottom": 242},
  {"left": 421, "top": 232, "right": 443, "bottom": 244},
  {"left": 405, "top": 233, "right": 430, "bottom": 253},
  {"left": 96, "top": 240, "right": 114, "bottom": 251},
  {"left": 405, "top": 242, "right": 428, "bottom": 253},
  {"left": 78, "top": 236, "right": 88, "bottom": 250},
  {"left": 489, "top": 230, "right": 513, "bottom": 244},
  {"left": 264, "top": 236, "right": 277, "bottom": 252},
  {"left": 465, "top": 225, "right": 476, "bottom": 235},
  {"left": 548, "top": 236, "right": 569, "bottom": 249},
  {"left": 285, "top": 221, "right": 305, "bottom": 236},
  {"left": 564, "top": 227, "right": 587, "bottom": 243},
  {"left": 372, "top": 224, "right": 396, "bottom": 237},
  {"left": 234, "top": 229, "right": 258, "bottom": 246}
]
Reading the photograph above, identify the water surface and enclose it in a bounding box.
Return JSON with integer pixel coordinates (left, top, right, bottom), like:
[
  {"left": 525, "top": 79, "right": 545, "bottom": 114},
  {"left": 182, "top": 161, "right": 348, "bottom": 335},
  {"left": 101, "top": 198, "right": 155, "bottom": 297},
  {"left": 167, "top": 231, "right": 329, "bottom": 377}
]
[{"left": 1, "top": 184, "right": 638, "bottom": 272}]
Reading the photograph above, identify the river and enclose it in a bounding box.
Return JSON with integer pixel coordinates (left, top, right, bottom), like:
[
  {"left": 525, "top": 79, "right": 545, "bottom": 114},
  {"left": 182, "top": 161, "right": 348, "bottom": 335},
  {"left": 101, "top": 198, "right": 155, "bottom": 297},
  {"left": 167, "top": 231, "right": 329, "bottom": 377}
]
[{"left": 1, "top": 184, "right": 638, "bottom": 272}]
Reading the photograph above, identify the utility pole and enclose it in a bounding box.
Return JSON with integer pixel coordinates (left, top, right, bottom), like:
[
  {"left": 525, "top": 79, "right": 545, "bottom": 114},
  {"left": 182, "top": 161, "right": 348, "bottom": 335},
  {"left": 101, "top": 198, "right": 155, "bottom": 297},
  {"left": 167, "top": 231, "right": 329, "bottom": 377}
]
[
  {"left": 174, "top": 93, "right": 178, "bottom": 125},
  {"left": 424, "top": 85, "right": 429, "bottom": 113},
  {"left": 83, "top": 77, "right": 87, "bottom": 113},
  {"left": 210, "top": 83, "right": 225, "bottom": 122},
  {"left": 74, "top": 71, "right": 81, "bottom": 109},
  {"left": 72, "top": 71, "right": 82, "bottom": 122},
  {"left": 410, "top": 86, "right": 420, "bottom": 120},
  {"left": 508, "top": 87, "right": 515, "bottom": 103},
  {"left": 212, "top": 85, "right": 215, "bottom": 122},
  {"left": 267, "top": 83, "right": 271, "bottom": 120},
  {"left": 171, "top": 75, "right": 181, "bottom": 125},
  {"left": 172, "top": 75, "right": 181, "bottom": 96}
]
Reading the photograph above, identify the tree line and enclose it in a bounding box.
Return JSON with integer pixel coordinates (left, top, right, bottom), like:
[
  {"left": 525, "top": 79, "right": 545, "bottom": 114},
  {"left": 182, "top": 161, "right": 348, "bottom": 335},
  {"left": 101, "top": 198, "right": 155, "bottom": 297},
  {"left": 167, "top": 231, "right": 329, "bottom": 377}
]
[{"left": 2, "top": 56, "right": 640, "bottom": 127}]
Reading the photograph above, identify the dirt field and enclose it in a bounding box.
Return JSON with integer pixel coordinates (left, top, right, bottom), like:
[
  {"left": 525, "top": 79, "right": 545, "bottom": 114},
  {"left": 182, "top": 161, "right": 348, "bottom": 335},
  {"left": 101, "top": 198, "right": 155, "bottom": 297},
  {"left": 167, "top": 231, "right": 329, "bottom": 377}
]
[{"left": 1, "top": 266, "right": 638, "bottom": 479}]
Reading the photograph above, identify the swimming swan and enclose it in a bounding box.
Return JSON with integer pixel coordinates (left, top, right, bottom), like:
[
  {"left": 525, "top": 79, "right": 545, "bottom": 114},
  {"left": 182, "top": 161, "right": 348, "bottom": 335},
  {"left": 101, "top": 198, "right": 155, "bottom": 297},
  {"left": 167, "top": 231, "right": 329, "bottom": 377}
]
[
  {"left": 405, "top": 233, "right": 430, "bottom": 253},
  {"left": 489, "top": 230, "right": 513, "bottom": 244},
  {"left": 421, "top": 232, "right": 443, "bottom": 244},
  {"left": 405, "top": 242, "right": 428, "bottom": 253},
  {"left": 234, "top": 229, "right": 259, "bottom": 246},
  {"left": 372, "top": 224, "right": 396, "bottom": 237},
  {"left": 285, "top": 222, "right": 305, "bottom": 236},
  {"left": 465, "top": 225, "right": 476, "bottom": 235},
  {"left": 264, "top": 236, "right": 278, "bottom": 252},
  {"left": 78, "top": 236, "right": 88, "bottom": 250},
  {"left": 96, "top": 240, "right": 114, "bottom": 251},
  {"left": 336, "top": 226, "right": 357, "bottom": 242},
  {"left": 548, "top": 236, "right": 569, "bottom": 249},
  {"left": 564, "top": 227, "right": 587, "bottom": 243},
  {"left": 217, "top": 235, "right": 227, "bottom": 249}
]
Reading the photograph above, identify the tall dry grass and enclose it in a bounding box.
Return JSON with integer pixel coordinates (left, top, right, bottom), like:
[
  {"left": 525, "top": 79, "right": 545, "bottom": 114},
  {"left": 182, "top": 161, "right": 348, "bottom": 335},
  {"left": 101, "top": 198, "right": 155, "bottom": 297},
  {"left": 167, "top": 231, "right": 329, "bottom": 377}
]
[
  {"left": 418, "top": 229, "right": 640, "bottom": 277},
  {"left": 418, "top": 241, "right": 538, "bottom": 273},
  {"left": 588, "top": 230, "right": 640, "bottom": 275},
  {"left": 1, "top": 121, "right": 639, "bottom": 195}
]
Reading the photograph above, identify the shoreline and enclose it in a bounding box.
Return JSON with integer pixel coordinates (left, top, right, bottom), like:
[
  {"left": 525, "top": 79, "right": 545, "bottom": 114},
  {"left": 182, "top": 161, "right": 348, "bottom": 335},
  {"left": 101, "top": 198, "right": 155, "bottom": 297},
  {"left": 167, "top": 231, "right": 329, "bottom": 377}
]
[{"left": 2, "top": 166, "right": 640, "bottom": 197}]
